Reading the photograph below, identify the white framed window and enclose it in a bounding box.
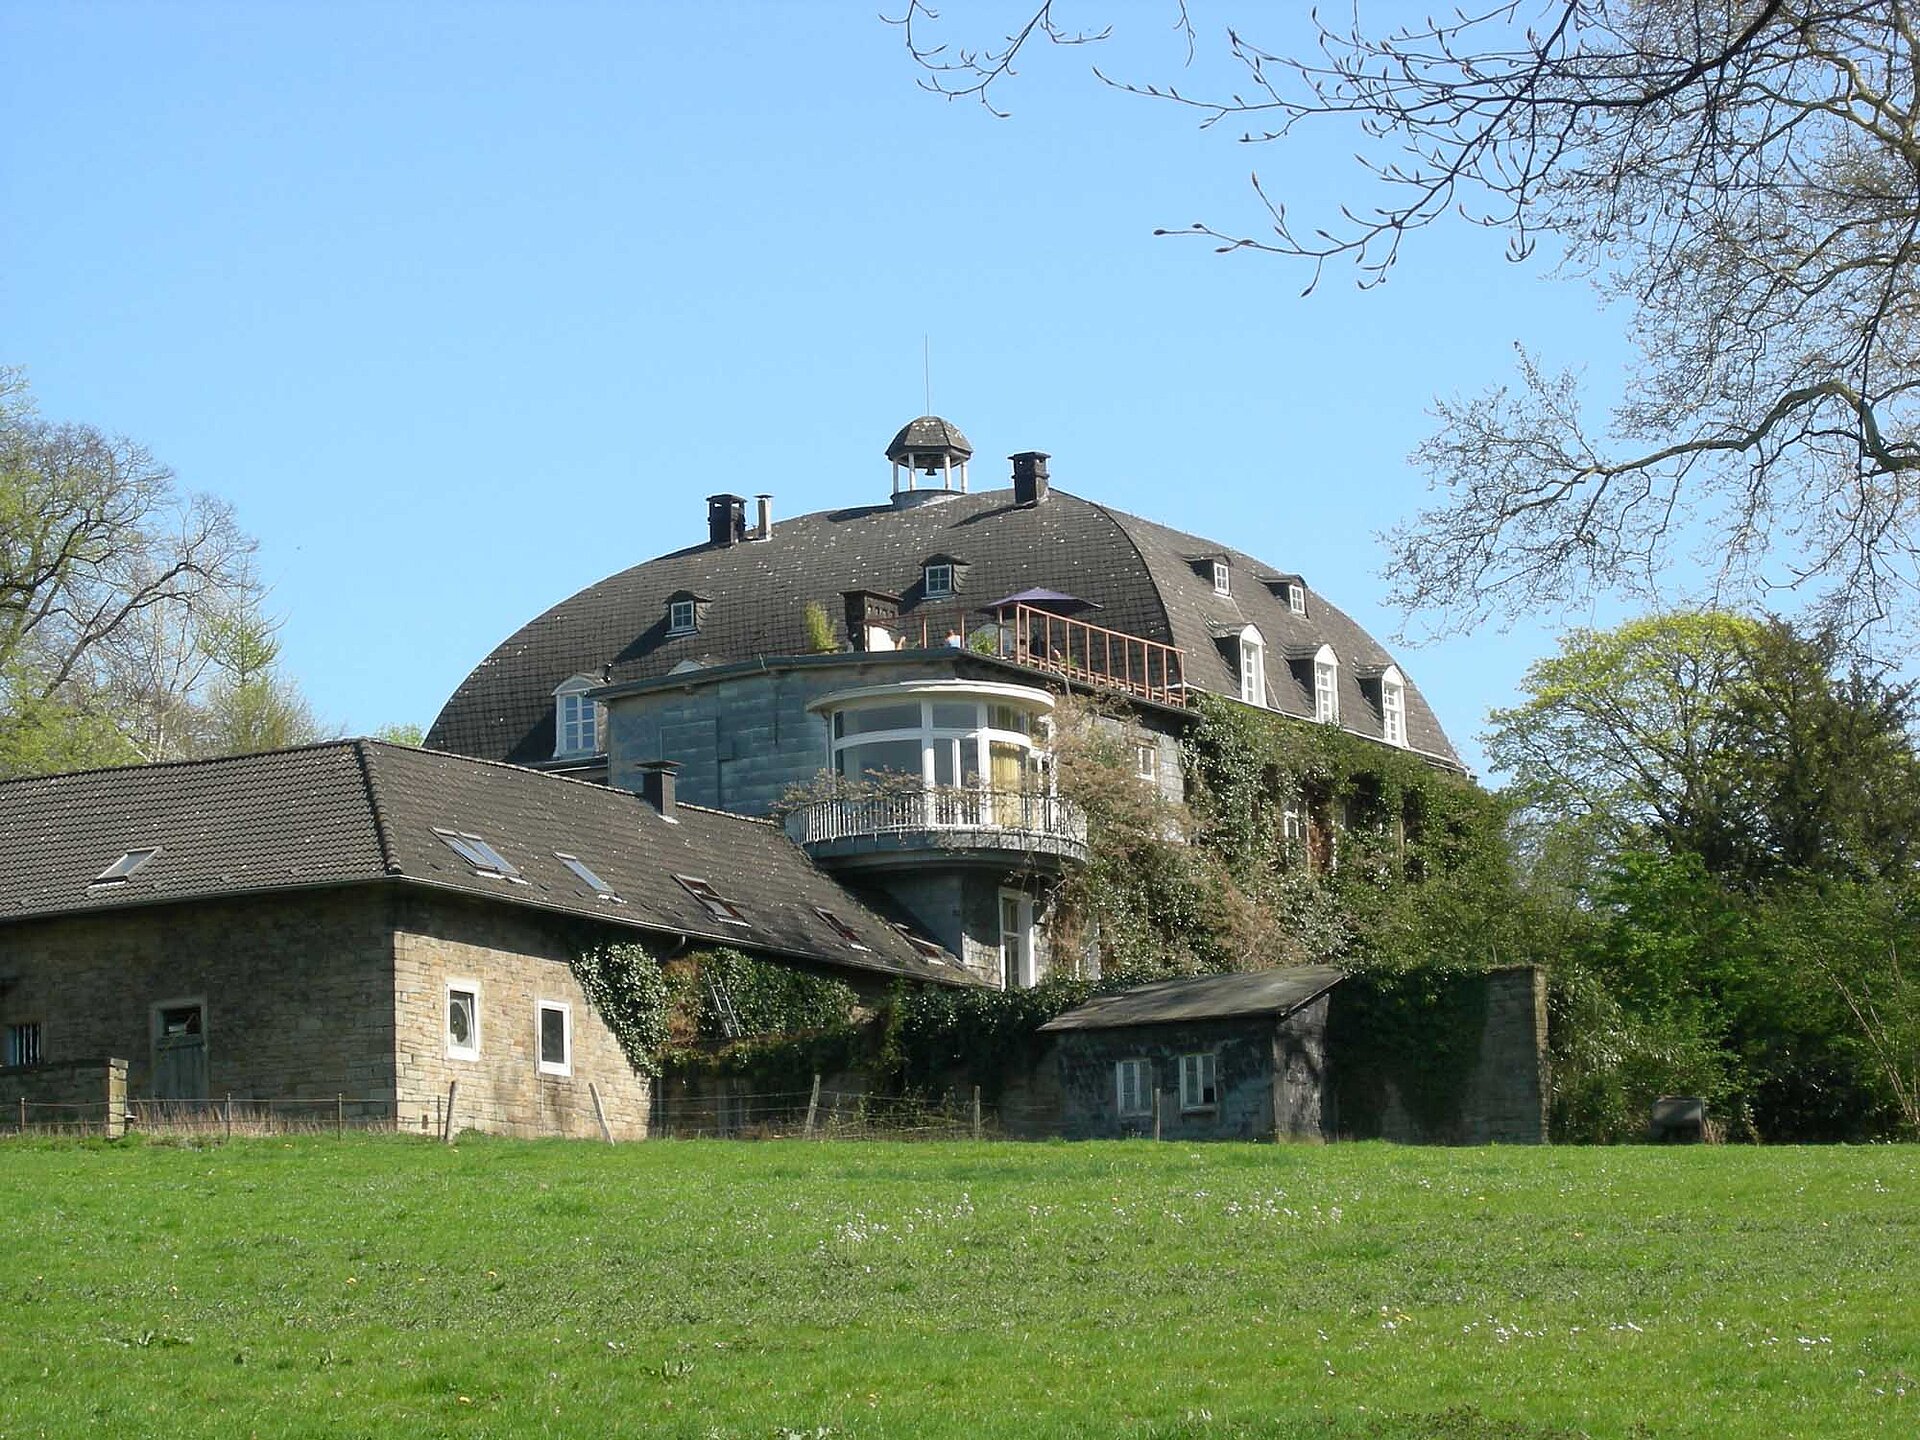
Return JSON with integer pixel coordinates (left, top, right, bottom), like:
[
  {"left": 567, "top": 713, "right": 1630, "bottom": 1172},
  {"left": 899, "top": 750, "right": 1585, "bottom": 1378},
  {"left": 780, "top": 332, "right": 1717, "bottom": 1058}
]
[
  {"left": 999, "top": 888, "right": 1035, "bottom": 989},
  {"left": 1212, "top": 560, "right": 1231, "bottom": 596},
  {"left": 1283, "top": 802, "right": 1306, "bottom": 849},
  {"left": 552, "top": 675, "right": 604, "bottom": 758},
  {"left": 536, "top": 1000, "right": 571, "bottom": 1076},
  {"left": 1238, "top": 626, "right": 1266, "bottom": 708},
  {"left": 1381, "top": 668, "right": 1407, "bottom": 747},
  {"left": 446, "top": 981, "right": 481, "bottom": 1061},
  {"left": 1179, "top": 1052, "right": 1218, "bottom": 1112},
  {"left": 923, "top": 562, "right": 954, "bottom": 597},
  {"left": 1313, "top": 644, "right": 1340, "bottom": 724},
  {"left": 824, "top": 686, "right": 1049, "bottom": 795},
  {"left": 1288, "top": 582, "right": 1307, "bottom": 616},
  {"left": 667, "top": 598, "right": 698, "bottom": 635},
  {"left": 5, "top": 1022, "right": 43, "bottom": 1068},
  {"left": 1116, "top": 1058, "right": 1152, "bottom": 1117},
  {"left": 1134, "top": 743, "right": 1158, "bottom": 782}
]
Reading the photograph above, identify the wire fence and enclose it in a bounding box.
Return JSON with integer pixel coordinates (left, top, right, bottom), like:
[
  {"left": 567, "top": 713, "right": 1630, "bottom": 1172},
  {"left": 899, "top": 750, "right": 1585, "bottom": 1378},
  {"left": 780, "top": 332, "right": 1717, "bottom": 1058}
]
[
  {"left": 2, "top": 1095, "right": 401, "bottom": 1141},
  {"left": 650, "top": 1085, "right": 1013, "bottom": 1140}
]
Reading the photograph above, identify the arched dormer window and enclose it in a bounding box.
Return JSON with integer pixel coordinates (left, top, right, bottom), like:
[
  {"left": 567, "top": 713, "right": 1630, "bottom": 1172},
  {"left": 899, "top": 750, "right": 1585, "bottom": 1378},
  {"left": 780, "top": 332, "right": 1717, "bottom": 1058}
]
[
  {"left": 1238, "top": 626, "right": 1267, "bottom": 708},
  {"left": 1313, "top": 644, "right": 1339, "bottom": 724},
  {"left": 1379, "top": 664, "right": 1406, "bottom": 747},
  {"left": 553, "top": 675, "right": 605, "bottom": 758}
]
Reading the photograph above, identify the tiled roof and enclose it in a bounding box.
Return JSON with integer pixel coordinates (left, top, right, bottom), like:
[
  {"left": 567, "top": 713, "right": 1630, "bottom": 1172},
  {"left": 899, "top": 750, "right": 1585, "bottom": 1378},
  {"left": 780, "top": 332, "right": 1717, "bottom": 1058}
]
[
  {"left": 1038, "top": 965, "right": 1345, "bottom": 1031},
  {"left": 425, "top": 485, "right": 1460, "bottom": 769},
  {"left": 0, "top": 741, "right": 972, "bottom": 985}
]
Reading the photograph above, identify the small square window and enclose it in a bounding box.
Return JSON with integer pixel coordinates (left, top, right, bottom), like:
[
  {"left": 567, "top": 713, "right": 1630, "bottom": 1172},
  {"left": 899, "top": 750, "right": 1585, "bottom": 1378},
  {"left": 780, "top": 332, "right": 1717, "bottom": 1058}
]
[
  {"left": 1179, "top": 1052, "right": 1218, "bottom": 1112},
  {"left": 1116, "top": 1058, "right": 1152, "bottom": 1117},
  {"left": 446, "top": 984, "right": 480, "bottom": 1061},
  {"left": 1288, "top": 583, "right": 1307, "bottom": 616},
  {"left": 1134, "top": 744, "right": 1158, "bottom": 782},
  {"left": 5, "top": 1022, "right": 43, "bottom": 1068},
  {"left": 668, "top": 598, "right": 698, "bottom": 634},
  {"left": 675, "top": 874, "right": 749, "bottom": 926},
  {"left": 537, "top": 1001, "right": 571, "bottom": 1076},
  {"left": 924, "top": 563, "right": 954, "bottom": 597},
  {"left": 1212, "top": 561, "right": 1231, "bottom": 596}
]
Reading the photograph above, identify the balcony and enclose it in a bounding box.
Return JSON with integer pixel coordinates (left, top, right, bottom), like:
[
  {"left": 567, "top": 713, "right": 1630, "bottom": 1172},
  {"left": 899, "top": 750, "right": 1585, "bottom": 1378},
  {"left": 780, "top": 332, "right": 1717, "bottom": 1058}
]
[
  {"left": 883, "top": 602, "right": 1188, "bottom": 707},
  {"left": 782, "top": 787, "right": 1088, "bottom": 871}
]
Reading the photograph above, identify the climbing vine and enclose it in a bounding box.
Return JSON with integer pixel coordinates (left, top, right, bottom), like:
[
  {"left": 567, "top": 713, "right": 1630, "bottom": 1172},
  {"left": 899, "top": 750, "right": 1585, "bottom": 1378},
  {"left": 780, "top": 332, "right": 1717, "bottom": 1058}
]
[{"left": 570, "top": 941, "right": 673, "bottom": 1076}]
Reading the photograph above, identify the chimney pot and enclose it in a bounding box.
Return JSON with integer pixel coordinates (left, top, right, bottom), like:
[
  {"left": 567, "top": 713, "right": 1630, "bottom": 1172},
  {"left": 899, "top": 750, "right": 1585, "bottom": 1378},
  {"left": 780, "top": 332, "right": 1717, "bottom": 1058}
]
[
  {"left": 753, "top": 493, "right": 773, "bottom": 542},
  {"left": 636, "top": 759, "right": 679, "bottom": 818},
  {"left": 1011, "top": 451, "right": 1051, "bottom": 506},
  {"left": 706, "top": 493, "right": 746, "bottom": 547}
]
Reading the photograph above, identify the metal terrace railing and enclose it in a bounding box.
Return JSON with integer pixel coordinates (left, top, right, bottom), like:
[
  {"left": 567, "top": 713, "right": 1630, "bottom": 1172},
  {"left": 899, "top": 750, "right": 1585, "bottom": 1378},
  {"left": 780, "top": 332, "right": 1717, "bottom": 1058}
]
[
  {"left": 783, "top": 786, "right": 1087, "bottom": 849},
  {"left": 887, "top": 602, "right": 1188, "bottom": 706}
]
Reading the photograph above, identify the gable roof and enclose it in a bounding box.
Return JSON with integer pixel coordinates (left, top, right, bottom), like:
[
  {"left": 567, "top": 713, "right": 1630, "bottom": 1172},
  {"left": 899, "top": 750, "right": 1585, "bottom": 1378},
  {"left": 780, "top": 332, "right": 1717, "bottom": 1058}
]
[
  {"left": 426, "top": 485, "right": 1460, "bottom": 770},
  {"left": 0, "top": 741, "right": 971, "bottom": 985},
  {"left": 1038, "top": 965, "right": 1345, "bottom": 1032}
]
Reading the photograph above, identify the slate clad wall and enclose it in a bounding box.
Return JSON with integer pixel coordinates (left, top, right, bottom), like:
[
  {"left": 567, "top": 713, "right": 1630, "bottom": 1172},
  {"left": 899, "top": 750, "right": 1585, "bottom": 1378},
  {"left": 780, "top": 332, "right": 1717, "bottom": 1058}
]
[{"left": 1053, "top": 1016, "right": 1306, "bottom": 1141}]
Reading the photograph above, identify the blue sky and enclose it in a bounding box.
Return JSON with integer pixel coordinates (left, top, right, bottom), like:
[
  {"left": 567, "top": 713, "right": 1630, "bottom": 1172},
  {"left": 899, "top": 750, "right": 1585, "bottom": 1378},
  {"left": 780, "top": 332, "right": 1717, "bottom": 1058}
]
[{"left": 2, "top": 2, "right": 1639, "bottom": 775}]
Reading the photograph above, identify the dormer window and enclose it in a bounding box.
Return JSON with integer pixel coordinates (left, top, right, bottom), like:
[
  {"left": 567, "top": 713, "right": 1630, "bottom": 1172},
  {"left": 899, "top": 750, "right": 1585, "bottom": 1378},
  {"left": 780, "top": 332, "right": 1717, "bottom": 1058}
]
[
  {"left": 1379, "top": 666, "right": 1407, "bottom": 747},
  {"left": 1212, "top": 561, "right": 1231, "bottom": 597},
  {"left": 924, "top": 562, "right": 954, "bottom": 598},
  {"left": 552, "top": 675, "right": 605, "bottom": 758},
  {"left": 1238, "top": 626, "right": 1267, "bottom": 708},
  {"left": 667, "top": 598, "right": 697, "bottom": 635},
  {"left": 1313, "top": 644, "right": 1340, "bottom": 724},
  {"left": 1288, "top": 583, "right": 1307, "bottom": 616}
]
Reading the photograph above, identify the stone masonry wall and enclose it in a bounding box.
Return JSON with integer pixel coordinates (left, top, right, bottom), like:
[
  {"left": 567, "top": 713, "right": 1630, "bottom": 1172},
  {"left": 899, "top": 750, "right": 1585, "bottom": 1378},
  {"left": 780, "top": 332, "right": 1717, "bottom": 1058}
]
[
  {"left": 0, "top": 890, "right": 397, "bottom": 1103},
  {"left": 0, "top": 1057, "right": 127, "bottom": 1135},
  {"left": 1052, "top": 1017, "right": 1287, "bottom": 1142},
  {"left": 389, "top": 893, "right": 651, "bottom": 1141}
]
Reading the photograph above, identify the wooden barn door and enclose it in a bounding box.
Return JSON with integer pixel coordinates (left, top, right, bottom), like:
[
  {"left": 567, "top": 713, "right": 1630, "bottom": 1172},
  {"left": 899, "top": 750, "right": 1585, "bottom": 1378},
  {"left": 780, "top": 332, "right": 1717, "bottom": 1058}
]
[{"left": 152, "top": 1002, "right": 208, "bottom": 1100}]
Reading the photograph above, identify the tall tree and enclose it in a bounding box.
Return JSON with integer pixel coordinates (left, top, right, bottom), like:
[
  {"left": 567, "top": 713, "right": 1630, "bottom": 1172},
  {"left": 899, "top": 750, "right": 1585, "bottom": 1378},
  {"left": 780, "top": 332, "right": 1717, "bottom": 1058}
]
[{"left": 896, "top": 4, "right": 1920, "bottom": 640}]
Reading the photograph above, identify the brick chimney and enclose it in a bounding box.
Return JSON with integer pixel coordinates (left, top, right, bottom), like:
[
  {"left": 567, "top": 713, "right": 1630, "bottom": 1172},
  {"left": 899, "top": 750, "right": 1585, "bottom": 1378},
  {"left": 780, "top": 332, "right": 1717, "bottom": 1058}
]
[
  {"left": 842, "top": 588, "right": 902, "bottom": 653},
  {"left": 706, "top": 494, "right": 746, "bottom": 547},
  {"left": 1011, "top": 451, "right": 1050, "bottom": 506},
  {"left": 635, "top": 759, "right": 679, "bottom": 819}
]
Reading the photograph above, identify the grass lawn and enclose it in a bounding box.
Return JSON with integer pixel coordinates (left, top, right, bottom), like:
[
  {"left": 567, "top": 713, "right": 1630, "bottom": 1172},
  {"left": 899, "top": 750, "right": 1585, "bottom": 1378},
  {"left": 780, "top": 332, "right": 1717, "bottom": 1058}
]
[{"left": 0, "top": 1136, "right": 1913, "bottom": 1439}]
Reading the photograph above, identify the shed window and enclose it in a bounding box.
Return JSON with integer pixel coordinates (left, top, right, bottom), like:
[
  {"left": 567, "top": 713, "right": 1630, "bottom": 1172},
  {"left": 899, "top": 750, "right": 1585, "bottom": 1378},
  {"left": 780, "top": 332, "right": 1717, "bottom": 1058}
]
[
  {"left": 536, "top": 1001, "right": 571, "bottom": 1076},
  {"left": 446, "top": 983, "right": 480, "bottom": 1061},
  {"left": 924, "top": 562, "right": 954, "bottom": 597},
  {"left": 1116, "top": 1059, "right": 1152, "bottom": 1117},
  {"left": 92, "top": 848, "right": 159, "bottom": 886},
  {"left": 668, "top": 598, "right": 698, "bottom": 635},
  {"left": 5, "top": 1022, "right": 43, "bottom": 1068},
  {"left": 1212, "top": 561, "right": 1231, "bottom": 596},
  {"left": 1179, "top": 1052, "right": 1218, "bottom": 1112},
  {"left": 675, "top": 874, "right": 749, "bottom": 926}
]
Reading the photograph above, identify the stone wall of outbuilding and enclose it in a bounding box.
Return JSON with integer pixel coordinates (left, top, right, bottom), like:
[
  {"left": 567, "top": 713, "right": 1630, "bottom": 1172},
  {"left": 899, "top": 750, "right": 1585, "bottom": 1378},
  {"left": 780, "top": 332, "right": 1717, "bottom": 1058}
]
[{"left": 0, "top": 1057, "right": 127, "bottom": 1136}]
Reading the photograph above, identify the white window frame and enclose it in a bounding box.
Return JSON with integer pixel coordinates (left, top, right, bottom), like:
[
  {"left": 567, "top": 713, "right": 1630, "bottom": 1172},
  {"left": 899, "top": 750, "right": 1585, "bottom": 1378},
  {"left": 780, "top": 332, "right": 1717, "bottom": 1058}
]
[
  {"left": 1179, "top": 1051, "right": 1219, "bottom": 1112},
  {"left": 1288, "top": 582, "right": 1307, "bottom": 616},
  {"left": 1134, "top": 742, "right": 1157, "bottom": 782},
  {"left": 1313, "top": 644, "right": 1340, "bottom": 724},
  {"left": 1238, "top": 626, "right": 1266, "bottom": 708},
  {"left": 999, "top": 888, "right": 1036, "bottom": 990},
  {"left": 826, "top": 692, "right": 1047, "bottom": 792},
  {"left": 667, "top": 598, "right": 698, "bottom": 635},
  {"left": 923, "top": 562, "right": 954, "bottom": 597},
  {"left": 1380, "top": 666, "right": 1407, "bottom": 747},
  {"left": 1283, "top": 801, "right": 1306, "bottom": 849},
  {"left": 1212, "top": 560, "right": 1231, "bottom": 596},
  {"left": 552, "top": 675, "right": 604, "bottom": 758},
  {"left": 446, "top": 980, "right": 481, "bottom": 1062},
  {"left": 535, "top": 1000, "right": 571, "bottom": 1077},
  {"left": 1115, "top": 1058, "right": 1152, "bottom": 1117}
]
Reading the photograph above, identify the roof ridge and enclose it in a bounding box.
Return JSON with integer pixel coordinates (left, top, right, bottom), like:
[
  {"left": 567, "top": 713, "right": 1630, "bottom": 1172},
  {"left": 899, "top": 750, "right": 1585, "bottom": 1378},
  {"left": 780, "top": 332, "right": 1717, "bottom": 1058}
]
[
  {"left": 0, "top": 737, "right": 362, "bottom": 789},
  {"left": 351, "top": 741, "right": 402, "bottom": 875}
]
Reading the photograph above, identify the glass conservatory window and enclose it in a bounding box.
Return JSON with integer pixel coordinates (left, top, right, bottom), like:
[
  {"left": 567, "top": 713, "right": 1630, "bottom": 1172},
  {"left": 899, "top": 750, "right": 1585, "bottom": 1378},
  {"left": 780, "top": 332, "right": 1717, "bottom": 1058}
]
[{"left": 824, "top": 690, "right": 1049, "bottom": 792}]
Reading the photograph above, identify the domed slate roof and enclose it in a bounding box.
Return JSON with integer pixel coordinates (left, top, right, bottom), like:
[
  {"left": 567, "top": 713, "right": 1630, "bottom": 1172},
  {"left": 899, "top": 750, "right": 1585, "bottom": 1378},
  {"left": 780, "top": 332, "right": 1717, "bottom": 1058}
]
[
  {"left": 885, "top": 415, "right": 972, "bottom": 462},
  {"left": 425, "top": 487, "right": 1461, "bottom": 770}
]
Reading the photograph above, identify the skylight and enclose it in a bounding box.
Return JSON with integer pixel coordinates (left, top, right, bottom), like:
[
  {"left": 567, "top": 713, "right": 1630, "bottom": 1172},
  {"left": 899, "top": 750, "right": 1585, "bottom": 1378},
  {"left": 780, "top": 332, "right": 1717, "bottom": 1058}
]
[
  {"left": 556, "top": 851, "right": 624, "bottom": 903},
  {"left": 674, "top": 873, "right": 748, "bottom": 926},
  {"left": 434, "top": 829, "right": 525, "bottom": 882},
  {"left": 813, "top": 906, "right": 870, "bottom": 951},
  {"left": 892, "top": 922, "right": 948, "bottom": 961},
  {"left": 91, "top": 848, "right": 159, "bottom": 886}
]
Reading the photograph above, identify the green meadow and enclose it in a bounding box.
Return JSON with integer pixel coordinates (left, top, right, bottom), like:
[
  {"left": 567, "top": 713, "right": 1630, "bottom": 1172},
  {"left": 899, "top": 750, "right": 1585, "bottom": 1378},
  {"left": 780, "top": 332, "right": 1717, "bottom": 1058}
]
[{"left": 0, "top": 1136, "right": 1913, "bottom": 1438}]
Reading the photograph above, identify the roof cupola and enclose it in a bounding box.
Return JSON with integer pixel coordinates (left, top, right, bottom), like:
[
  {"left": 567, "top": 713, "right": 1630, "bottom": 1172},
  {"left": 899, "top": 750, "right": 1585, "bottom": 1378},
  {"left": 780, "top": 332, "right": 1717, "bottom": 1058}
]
[{"left": 886, "top": 415, "right": 972, "bottom": 507}]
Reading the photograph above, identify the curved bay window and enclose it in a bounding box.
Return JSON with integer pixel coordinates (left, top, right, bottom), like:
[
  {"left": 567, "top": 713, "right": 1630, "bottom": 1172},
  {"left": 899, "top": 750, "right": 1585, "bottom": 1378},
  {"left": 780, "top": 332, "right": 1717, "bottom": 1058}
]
[{"left": 820, "top": 683, "right": 1052, "bottom": 822}]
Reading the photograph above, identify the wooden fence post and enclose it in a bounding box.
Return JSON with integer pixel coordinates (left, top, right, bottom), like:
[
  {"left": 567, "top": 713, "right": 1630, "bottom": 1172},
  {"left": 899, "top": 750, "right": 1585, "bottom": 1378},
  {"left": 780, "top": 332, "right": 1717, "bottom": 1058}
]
[
  {"left": 224, "top": 1093, "right": 233, "bottom": 1142},
  {"left": 588, "top": 1082, "right": 614, "bottom": 1144},
  {"left": 1152, "top": 1087, "right": 1162, "bottom": 1142},
  {"left": 971, "top": 1085, "right": 983, "bottom": 1141},
  {"left": 804, "top": 1074, "right": 821, "bottom": 1139},
  {"left": 442, "top": 1080, "right": 458, "bottom": 1144},
  {"left": 336, "top": 1094, "right": 344, "bottom": 1135},
  {"left": 17, "top": 1096, "right": 26, "bottom": 1135}
]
